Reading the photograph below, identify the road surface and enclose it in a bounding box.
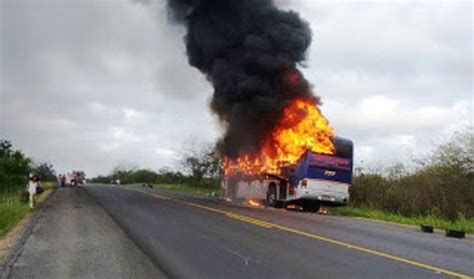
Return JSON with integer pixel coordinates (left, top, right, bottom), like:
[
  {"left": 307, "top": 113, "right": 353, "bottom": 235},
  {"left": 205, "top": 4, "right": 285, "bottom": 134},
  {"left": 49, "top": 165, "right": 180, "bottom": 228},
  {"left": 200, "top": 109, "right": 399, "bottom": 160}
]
[
  {"left": 83, "top": 185, "right": 473, "bottom": 278},
  {"left": 6, "top": 187, "right": 164, "bottom": 279}
]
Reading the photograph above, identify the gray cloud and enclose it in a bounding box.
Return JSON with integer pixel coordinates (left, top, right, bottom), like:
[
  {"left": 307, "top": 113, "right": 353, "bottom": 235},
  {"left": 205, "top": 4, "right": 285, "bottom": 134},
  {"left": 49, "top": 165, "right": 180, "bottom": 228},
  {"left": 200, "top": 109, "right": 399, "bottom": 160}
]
[{"left": 0, "top": 0, "right": 472, "bottom": 176}]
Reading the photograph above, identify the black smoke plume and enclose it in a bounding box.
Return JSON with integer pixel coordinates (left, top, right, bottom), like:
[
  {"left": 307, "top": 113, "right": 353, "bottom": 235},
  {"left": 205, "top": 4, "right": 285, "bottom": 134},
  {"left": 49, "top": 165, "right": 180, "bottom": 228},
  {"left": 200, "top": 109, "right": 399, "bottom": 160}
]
[{"left": 167, "top": 0, "right": 318, "bottom": 158}]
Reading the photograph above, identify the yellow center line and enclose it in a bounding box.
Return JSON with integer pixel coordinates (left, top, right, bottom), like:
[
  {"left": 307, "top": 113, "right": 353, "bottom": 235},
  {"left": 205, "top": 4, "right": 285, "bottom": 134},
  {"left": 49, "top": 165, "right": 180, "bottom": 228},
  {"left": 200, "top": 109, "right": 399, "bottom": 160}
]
[
  {"left": 143, "top": 189, "right": 471, "bottom": 278},
  {"left": 227, "top": 216, "right": 273, "bottom": 228},
  {"left": 225, "top": 213, "right": 274, "bottom": 228},
  {"left": 151, "top": 193, "right": 174, "bottom": 200}
]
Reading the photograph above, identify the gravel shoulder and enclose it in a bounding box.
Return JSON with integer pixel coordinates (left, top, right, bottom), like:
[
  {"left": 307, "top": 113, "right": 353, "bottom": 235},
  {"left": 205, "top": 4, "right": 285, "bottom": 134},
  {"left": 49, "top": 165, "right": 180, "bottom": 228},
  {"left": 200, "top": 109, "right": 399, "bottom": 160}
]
[{"left": 5, "top": 187, "right": 164, "bottom": 279}]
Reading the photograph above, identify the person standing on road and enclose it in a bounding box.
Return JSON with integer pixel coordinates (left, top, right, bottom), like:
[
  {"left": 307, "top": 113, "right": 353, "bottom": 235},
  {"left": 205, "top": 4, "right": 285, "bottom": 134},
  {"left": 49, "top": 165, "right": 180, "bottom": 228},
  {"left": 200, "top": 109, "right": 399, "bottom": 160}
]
[
  {"left": 56, "top": 174, "right": 62, "bottom": 188},
  {"left": 60, "top": 174, "right": 66, "bottom": 187},
  {"left": 27, "top": 176, "right": 39, "bottom": 209}
]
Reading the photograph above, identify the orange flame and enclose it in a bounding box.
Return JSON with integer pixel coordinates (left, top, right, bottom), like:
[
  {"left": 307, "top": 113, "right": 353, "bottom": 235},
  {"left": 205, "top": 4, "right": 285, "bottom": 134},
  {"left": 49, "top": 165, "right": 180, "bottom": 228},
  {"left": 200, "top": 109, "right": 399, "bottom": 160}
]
[
  {"left": 224, "top": 98, "right": 334, "bottom": 177},
  {"left": 246, "top": 199, "right": 261, "bottom": 207}
]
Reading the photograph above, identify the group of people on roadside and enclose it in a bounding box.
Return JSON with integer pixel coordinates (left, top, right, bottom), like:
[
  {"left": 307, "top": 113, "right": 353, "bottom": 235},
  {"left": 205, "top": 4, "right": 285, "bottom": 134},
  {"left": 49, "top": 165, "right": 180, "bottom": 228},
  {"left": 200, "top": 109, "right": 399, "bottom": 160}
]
[
  {"left": 56, "top": 174, "right": 67, "bottom": 188},
  {"left": 56, "top": 173, "right": 78, "bottom": 188},
  {"left": 26, "top": 173, "right": 83, "bottom": 209}
]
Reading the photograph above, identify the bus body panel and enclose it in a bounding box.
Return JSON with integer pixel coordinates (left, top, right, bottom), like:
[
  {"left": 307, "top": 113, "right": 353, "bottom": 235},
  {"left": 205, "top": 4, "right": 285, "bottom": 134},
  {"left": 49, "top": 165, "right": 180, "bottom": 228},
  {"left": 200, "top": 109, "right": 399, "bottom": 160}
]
[
  {"left": 234, "top": 179, "right": 270, "bottom": 200},
  {"left": 292, "top": 179, "right": 350, "bottom": 204},
  {"left": 223, "top": 178, "right": 279, "bottom": 201}
]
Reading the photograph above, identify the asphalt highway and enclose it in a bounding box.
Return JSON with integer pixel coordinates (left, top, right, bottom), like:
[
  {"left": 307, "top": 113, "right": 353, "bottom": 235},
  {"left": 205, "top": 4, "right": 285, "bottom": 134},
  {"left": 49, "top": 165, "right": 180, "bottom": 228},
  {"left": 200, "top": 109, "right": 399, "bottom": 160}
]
[{"left": 85, "top": 185, "right": 474, "bottom": 279}]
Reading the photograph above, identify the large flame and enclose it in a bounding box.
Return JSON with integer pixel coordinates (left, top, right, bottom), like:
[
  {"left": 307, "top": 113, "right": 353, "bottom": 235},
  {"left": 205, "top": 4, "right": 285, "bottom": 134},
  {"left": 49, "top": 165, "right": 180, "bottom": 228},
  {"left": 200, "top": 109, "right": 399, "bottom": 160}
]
[{"left": 224, "top": 98, "right": 335, "bottom": 176}]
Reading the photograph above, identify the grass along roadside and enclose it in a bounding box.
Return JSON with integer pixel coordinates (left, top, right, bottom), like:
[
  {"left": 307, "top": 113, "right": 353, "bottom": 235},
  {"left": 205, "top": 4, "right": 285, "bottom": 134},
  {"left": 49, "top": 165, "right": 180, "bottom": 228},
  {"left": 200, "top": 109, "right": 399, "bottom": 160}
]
[
  {"left": 0, "top": 181, "right": 55, "bottom": 238},
  {"left": 151, "top": 184, "right": 221, "bottom": 196},
  {"left": 0, "top": 189, "right": 30, "bottom": 238},
  {"left": 332, "top": 206, "right": 474, "bottom": 234}
]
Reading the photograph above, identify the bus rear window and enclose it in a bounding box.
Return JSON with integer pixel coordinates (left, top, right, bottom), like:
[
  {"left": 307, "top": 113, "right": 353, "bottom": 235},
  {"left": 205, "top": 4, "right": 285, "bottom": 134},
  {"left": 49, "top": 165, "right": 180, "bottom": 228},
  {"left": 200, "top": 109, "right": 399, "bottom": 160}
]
[{"left": 308, "top": 154, "right": 352, "bottom": 170}]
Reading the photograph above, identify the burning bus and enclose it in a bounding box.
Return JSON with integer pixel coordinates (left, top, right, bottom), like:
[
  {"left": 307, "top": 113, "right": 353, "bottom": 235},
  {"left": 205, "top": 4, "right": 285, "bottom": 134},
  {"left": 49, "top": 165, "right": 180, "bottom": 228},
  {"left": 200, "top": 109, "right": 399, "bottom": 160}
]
[
  {"left": 166, "top": 1, "right": 353, "bottom": 212},
  {"left": 221, "top": 99, "right": 353, "bottom": 212},
  {"left": 221, "top": 137, "right": 353, "bottom": 212}
]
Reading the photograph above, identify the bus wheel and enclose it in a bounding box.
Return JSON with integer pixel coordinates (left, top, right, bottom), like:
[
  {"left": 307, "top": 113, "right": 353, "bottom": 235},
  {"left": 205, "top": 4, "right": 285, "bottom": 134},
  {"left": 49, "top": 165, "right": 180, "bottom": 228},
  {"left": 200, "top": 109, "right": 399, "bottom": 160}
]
[
  {"left": 313, "top": 202, "right": 321, "bottom": 213},
  {"left": 303, "top": 202, "right": 320, "bottom": 213},
  {"left": 266, "top": 184, "right": 277, "bottom": 208},
  {"left": 274, "top": 201, "right": 284, "bottom": 209}
]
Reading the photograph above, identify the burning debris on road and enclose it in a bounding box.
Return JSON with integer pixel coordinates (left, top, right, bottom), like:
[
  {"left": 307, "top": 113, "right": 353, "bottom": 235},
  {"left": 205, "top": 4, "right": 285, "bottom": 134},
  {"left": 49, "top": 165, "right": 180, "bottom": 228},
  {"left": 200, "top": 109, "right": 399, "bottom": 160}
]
[{"left": 167, "top": 0, "right": 335, "bottom": 177}]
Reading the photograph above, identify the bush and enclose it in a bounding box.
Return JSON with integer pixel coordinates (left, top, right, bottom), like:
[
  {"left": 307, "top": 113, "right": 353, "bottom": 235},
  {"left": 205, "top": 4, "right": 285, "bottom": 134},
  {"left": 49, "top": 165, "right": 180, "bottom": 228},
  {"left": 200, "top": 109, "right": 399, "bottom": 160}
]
[
  {"left": 351, "top": 129, "right": 474, "bottom": 220},
  {"left": 0, "top": 139, "right": 56, "bottom": 237},
  {"left": 0, "top": 140, "right": 31, "bottom": 192},
  {"left": 31, "top": 162, "right": 56, "bottom": 182},
  {"left": 179, "top": 142, "right": 220, "bottom": 188},
  {"left": 89, "top": 167, "right": 212, "bottom": 187}
]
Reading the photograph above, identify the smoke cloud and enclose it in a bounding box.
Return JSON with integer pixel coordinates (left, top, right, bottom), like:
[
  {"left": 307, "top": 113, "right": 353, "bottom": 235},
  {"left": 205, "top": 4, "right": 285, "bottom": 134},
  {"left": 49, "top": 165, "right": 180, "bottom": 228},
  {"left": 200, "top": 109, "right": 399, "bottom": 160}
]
[{"left": 167, "top": 0, "right": 317, "bottom": 158}]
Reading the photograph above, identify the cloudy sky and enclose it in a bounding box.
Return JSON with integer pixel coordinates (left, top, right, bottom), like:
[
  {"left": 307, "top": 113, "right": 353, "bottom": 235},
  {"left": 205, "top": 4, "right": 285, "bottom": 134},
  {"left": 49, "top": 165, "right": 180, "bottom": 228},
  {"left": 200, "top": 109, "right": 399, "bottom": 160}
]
[{"left": 1, "top": 0, "right": 472, "bottom": 177}]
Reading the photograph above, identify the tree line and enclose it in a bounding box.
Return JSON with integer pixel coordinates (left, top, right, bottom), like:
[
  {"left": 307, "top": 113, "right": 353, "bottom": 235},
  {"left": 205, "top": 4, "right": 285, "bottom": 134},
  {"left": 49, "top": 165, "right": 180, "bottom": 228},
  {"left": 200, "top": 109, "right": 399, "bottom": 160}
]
[
  {"left": 0, "top": 139, "right": 57, "bottom": 193},
  {"left": 90, "top": 142, "right": 221, "bottom": 188}
]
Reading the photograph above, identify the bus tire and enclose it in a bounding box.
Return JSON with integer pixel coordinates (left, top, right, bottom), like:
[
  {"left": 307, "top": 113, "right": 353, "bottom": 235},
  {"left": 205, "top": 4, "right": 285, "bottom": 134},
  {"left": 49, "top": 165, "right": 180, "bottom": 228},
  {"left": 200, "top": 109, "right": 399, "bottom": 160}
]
[
  {"left": 274, "top": 200, "right": 284, "bottom": 209},
  {"left": 266, "top": 183, "right": 277, "bottom": 208},
  {"left": 303, "top": 202, "right": 320, "bottom": 213},
  {"left": 313, "top": 202, "right": 321, "bottom": 213}
]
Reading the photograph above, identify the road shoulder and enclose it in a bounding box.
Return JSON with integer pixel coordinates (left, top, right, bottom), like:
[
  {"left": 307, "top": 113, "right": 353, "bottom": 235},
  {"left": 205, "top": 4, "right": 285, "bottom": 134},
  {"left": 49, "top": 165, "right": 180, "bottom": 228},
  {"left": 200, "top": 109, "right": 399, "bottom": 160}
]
[
  {"left": 4, "top": 187, "right": 164, "bottom": 279},
  {"left": 0, "top": 189, "right": 55, "bottom": 277}
]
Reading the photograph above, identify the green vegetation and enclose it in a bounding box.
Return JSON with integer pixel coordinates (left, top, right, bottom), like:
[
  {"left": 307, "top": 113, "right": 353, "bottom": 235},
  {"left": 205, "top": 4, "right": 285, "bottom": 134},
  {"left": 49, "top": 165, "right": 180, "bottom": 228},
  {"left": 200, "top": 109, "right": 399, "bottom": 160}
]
[
  {"left": 0, "top": 182, "right": 56, "bottom": 238},
  {"left": 332, "top": 206, "right": 474, "bottom": 233},
  {"left": 41, "top": 181, "right": 56, "bottom": 191},
  {"left": 32, "top": 163, "right": 56, "bottom": 182},
  {"left": 0, "top": 140, "right": 31, "bottom": 193},
  {"left": 92, "top": 168, "right": 189, "bottom": 185},
  {"left": 336, "top": 129, "right": 473, "bottom": 232},
  {"left": 151, "top": 184, "right": 220, "bottom": 196},
  {"left": 90, "top": 142, "right": 220, "bottom": 189},
  {"left": 0, "top": 190, "right": 30, "bottom": 238},
  {"left": 0, "top": 139, "right": 31, "bottom": 238},
  {"left": 0, "top": 139, "right": 56, "bottom": 238}
]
